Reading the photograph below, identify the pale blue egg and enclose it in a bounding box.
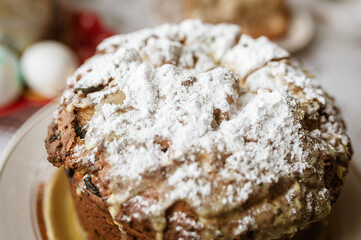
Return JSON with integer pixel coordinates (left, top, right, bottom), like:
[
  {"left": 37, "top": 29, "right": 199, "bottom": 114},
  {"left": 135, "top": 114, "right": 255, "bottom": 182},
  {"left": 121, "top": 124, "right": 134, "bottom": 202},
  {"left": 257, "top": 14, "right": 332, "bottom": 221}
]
[{"left": 0, "top": 45, "right": 23, "bottom": 108}]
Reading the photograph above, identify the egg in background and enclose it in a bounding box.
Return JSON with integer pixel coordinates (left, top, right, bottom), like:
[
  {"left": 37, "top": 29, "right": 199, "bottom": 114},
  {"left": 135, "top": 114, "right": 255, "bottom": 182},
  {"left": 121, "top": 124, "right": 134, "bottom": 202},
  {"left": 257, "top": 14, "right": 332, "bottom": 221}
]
[
  {"left": 0, "top": 45, "right": 23, "bottom": 108},
  {"left": 21, "top": 41, "right": 79, "bottom": 99}
]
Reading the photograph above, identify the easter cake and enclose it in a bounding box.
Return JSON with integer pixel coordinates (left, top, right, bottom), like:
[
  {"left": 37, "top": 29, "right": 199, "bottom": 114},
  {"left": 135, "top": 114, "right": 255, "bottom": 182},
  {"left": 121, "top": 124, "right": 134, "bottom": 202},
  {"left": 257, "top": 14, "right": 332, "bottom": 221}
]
[{"left": 45, "top": 20, "right": 352, "bottom": 240}]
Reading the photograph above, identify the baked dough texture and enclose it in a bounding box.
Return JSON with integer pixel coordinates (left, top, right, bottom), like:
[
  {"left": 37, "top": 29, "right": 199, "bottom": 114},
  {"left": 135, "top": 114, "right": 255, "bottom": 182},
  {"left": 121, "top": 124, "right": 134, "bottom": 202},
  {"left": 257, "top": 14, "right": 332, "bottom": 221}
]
[{"left": 46, "top": 20, "right": 352, "bottom": 240}]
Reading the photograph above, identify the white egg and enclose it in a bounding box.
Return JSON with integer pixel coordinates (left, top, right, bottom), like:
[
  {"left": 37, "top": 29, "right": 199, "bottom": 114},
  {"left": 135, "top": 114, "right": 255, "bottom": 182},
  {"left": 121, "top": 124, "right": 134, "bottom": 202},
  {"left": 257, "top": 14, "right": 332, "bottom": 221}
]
[
  {"left": 0, "top": 46, "right": 23, "bottom": 108},
  {"left": 21, "top": 41, "right": 79, "bottom": 98}
]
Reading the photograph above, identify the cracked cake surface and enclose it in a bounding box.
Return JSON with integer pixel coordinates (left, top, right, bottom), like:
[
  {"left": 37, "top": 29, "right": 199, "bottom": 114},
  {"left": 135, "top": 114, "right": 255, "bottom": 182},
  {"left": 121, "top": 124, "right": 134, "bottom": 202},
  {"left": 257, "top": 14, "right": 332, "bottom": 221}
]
[{"left": 46, "top": 20, "right": 352, "bottom": 240}]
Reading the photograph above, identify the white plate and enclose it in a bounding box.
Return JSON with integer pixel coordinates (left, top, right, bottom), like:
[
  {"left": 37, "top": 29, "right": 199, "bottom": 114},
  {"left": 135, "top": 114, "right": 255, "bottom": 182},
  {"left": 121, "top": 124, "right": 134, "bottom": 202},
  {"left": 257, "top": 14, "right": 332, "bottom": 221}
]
[
  {"left": 275, "top": 5, "right": 315, "bottom": 53},
  {"left": 0, "top": 102, "right": 57, "bottom": 240},
  {"left": 1, "top": 103, "right": 361, "bottom": 239}
]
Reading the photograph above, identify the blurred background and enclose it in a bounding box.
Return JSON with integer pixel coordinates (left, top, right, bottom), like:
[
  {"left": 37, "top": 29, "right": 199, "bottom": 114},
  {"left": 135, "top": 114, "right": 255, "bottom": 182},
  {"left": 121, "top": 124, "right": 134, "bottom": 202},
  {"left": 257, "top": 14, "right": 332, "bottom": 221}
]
[{"left": 0, "top": 0, "right": 360, "bottom": 170}]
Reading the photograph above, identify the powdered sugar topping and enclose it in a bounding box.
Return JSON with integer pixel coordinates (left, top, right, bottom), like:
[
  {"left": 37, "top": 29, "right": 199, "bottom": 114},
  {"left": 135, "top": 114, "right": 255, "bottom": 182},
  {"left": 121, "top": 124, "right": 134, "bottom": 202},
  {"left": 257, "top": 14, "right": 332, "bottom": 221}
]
[{"left": 60, "top": 20, "right": 351, "bottom": 238}]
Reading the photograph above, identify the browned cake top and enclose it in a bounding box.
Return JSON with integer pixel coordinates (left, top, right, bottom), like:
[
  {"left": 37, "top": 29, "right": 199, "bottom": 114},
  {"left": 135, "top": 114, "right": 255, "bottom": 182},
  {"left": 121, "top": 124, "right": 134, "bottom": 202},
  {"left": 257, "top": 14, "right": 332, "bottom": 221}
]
[{"left": 47, "top": 20, "right": 352, "bottom": 239}]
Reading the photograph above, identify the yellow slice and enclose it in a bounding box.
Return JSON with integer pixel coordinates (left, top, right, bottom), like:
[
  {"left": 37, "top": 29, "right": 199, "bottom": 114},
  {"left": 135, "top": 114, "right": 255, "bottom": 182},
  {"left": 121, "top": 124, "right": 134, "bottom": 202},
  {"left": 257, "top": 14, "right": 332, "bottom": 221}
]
[{"left": 43, "top": 168, "right": 87, "bottom": 240}]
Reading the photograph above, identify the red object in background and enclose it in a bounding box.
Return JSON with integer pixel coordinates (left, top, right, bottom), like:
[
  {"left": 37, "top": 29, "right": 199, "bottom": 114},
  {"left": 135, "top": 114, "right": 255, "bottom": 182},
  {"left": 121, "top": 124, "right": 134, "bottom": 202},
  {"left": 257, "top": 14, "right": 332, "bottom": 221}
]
[
  {"left": 67, "top": 10, "right": 115, "bottom": 63},
  {"left": 0, "top": 9, "right": 116, "bottom": 116},
  {"left": 0, "top": 90, "right": 51, "bottom": 117}
]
